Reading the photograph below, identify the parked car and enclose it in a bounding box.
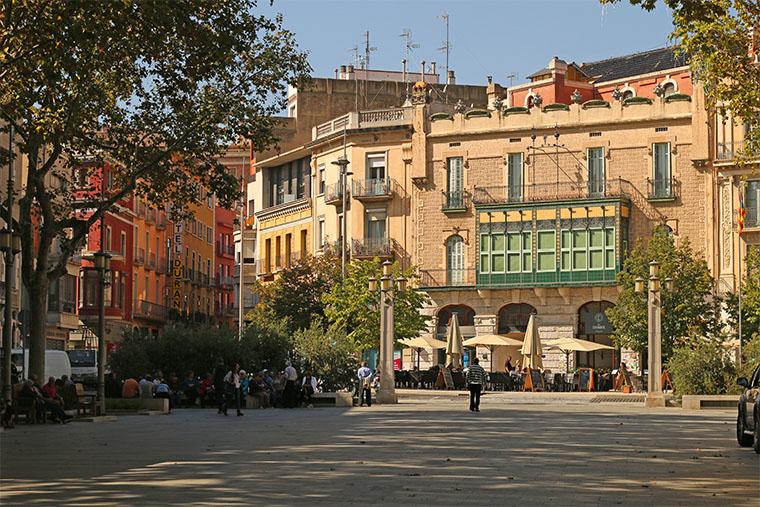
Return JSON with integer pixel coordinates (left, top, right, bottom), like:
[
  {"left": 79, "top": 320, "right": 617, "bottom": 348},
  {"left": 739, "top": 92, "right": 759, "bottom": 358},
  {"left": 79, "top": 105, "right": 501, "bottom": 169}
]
[{"left": 736, "top": 364, "right": 760, "bottom": 453}]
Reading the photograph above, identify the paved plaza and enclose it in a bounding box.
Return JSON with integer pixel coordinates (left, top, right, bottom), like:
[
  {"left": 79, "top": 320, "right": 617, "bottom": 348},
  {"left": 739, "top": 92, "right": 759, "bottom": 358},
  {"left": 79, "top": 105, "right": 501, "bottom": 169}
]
[{"left": 1, "top": 396, "right": 758, "bottom": 506}]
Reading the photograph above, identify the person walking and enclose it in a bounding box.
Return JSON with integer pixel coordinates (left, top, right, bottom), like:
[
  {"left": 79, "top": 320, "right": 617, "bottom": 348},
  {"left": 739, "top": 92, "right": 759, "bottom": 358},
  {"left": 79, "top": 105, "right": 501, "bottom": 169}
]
[
  {"left": 465, "top": 357, "right": 486, "bottom": 412},
  {"left": 283, "top": 361, "right": 298, "bottom": 408},
  {"left": 213, "top": 361, "right": 227, "bottom": 414},
  {"left": 224, "top": 363, "right": 243, "bottom": 416},
  {"left": 356, "top": 361, "right": 373, "bottom": 407}
]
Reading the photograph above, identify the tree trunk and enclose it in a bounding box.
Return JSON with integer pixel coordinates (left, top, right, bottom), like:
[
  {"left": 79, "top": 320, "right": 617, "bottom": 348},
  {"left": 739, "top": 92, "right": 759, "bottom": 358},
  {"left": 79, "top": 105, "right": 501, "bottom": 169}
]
[{"left": 27, "top": 273, "right": 48, "bottom": 382}]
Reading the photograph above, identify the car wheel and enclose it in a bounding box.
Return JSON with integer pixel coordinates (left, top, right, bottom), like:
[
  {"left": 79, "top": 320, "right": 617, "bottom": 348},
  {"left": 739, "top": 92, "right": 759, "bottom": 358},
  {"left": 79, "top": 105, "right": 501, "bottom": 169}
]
[
  {"left": 737, "top": 413, "right": 754, "bottom": 447},
  {"left": 754, "top": 412, "right": 760, "bottom": 454}
]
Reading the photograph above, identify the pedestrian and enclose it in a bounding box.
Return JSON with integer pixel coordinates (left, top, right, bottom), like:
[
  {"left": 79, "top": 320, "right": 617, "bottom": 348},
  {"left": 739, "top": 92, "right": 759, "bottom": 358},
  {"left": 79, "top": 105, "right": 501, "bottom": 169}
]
[
  {"left": 465, "top": 357, "right": 486, "bottom": 412},
  {"left": 300, "top": 370, "right": 318, "bottom": 408},
  {"left": 213, "top": 360, "right": 227, "bottom": 414},
  {"left": 283, "top": 361, "right": 298, "bottom": 408},
  {"left": 224, "top": 363, "right": 243, "bottom": 416},
  {"left": 357, "top": 361, "right": 373, "bottom": 407}
]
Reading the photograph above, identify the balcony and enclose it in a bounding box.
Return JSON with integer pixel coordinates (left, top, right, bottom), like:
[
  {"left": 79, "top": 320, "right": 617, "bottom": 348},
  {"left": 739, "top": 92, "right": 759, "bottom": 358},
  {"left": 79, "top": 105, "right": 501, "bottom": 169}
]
[
  {"left": 201, "top": 273, "right": 210, "bottom": 287},
  {"left": 135, "top": 201, "right": 146, "bottom": 219},
  {"left": 352, "top": 178, "right": 393, "bottom": 201},
  {"left": 477, "top": 267, "right": 619, "bottom": 288},
  {"left": 183, "top": 268, "right": 193, "bottom": 282},
  {"left": 716, "top": 141, "right": 743, "bottom": 161},
  {"left": 419, "top": 269, "right": 477, "bottom": 289},
  {"left": 324, "top": 182, "right": 347, "bottom": 206},
  {"left": 473, "top": 179, "right": 632, "bottom": 206},
  {"left": 133, "top": 299, "right": 168, "bottom": 322},
  {"left": 442, "top": 191, "right": 470, "bottom": 213},
  {"left": 158, "top": 257, "right": 169, "bottom": 274},
  {"left": 145, "top": 208, "right": 156, "bottom": 225},
  {"left": 351, "top": 238, "right": 392, "bottom": 259},
  {"left": 312, "top": 108, "right": 412, "bottom": 141},
  {"left": 216, "top": 241, "right": 235, "bottom": 258},
  {"left": 647, "top": 177, "right": 680, "bottom": 202},
  {"left": 134, "top": 248, "right": 145, "bottom": 266},
  {"left": 146, "top": 253, "right": 156, "bottom": 271},
  {"left": 156, "top": 212, "right": 167, "bottom": 230},
  {"left": 217, "top": 276, "right": 234, "bottom": 289}
]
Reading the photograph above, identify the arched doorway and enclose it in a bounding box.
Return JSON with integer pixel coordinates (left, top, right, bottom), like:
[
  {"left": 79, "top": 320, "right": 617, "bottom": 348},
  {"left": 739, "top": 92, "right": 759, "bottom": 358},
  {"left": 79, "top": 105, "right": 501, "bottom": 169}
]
[
  {"left": 436, "top": 305, "right": 476, "bottom": 365},
  {"left": 497, "top": 303, "right": 536, "bottom": 334},
  {"left": 577, "top": 301, "right": 616, "bottom": 370}
]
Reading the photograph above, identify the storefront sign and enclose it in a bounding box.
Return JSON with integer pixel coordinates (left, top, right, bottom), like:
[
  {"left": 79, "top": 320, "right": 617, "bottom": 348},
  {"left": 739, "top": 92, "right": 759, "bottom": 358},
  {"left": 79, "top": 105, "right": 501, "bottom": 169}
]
[
  {"left": 584, "top": 310, "right": 613, "bottom": 334},
  {"left": 172, "top": 258, "right": 183, "bottom": 311}
]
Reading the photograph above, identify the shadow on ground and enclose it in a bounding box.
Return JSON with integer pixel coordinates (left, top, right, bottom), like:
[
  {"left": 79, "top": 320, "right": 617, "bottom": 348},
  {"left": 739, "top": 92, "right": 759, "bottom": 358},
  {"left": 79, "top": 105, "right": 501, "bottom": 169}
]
[{"left": 1, "top": 401, "right": 757, "bottom": 506}]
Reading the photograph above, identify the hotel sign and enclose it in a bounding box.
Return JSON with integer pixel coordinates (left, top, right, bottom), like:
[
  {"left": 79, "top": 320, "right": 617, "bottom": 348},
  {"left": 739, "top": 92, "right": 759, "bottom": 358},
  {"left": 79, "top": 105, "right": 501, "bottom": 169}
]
[{"left": 172, "top": 258, "right": 183, "bottom": 311}]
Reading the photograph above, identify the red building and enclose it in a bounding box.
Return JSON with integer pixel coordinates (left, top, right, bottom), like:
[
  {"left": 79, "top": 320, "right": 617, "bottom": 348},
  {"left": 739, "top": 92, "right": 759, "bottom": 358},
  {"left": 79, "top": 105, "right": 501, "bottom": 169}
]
[{"left": 214, "top": 206, "right": 236, "bottom": 325}]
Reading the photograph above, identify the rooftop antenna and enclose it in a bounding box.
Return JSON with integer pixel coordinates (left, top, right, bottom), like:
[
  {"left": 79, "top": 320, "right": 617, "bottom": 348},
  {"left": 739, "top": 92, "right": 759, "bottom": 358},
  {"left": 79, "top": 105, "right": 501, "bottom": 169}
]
[
  {"left": 506, "top": 73, "right": 517, "bottom": 87},
  {"left": 364, "top": 31, "right": 377, "bottom": 70},
  {"left": 437, "top": 12, "right": 451, "bottom": 84},
  {"left": 350, "top": 45, "right": 362, "bottom": 69},
  {"left": 401, "top": 29, "right": 419, "bottom": 98}
]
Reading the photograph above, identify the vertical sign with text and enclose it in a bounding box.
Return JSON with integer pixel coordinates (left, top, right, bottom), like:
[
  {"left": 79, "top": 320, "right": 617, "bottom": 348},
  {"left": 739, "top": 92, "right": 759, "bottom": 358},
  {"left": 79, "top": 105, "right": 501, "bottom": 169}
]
[{"left": 172, "top": 222, "right": 183, "bottom": 312}]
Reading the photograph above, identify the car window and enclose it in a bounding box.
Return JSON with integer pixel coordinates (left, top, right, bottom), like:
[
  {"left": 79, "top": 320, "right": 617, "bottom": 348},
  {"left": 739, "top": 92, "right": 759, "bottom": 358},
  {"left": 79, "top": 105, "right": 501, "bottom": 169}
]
[{"left": 752, "top": 365, "right": 760, "bottom": 388}]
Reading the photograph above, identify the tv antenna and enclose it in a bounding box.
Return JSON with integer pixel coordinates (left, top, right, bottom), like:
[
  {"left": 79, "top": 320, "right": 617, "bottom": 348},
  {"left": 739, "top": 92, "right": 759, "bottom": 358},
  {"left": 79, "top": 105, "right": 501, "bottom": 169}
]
[
  {"left": 364, "top": 31, "right": 377, "bottom": 70},
  {"left": 437, "top": 12, "right": 451, "bottom": 83},
  {"left": 506, "top": 73, "right": 517, "bottom": 87},
  {"left": 400, "top": 29, "right": 419, "bottom": 97}
]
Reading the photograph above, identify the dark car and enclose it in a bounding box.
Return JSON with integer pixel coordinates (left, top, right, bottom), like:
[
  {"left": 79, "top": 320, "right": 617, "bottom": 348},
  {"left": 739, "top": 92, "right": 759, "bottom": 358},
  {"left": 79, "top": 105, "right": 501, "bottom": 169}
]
[{"left": 736, "top": 364, "right": 760, "bottom": 453}]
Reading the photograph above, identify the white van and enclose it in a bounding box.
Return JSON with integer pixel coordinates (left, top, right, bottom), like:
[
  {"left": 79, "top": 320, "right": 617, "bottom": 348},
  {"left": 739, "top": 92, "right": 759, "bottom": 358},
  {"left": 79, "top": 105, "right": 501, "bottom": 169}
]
[
  {"left": 1, "top": 349, "right": 72, "bottom": 381},
  {"left": 66, "top": 349, "right": 97, "bottom": 385}
]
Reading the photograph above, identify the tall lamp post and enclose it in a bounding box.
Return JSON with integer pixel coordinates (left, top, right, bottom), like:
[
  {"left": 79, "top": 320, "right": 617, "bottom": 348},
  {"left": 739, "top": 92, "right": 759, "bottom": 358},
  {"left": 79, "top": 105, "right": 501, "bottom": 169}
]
[
  {"left": 331, "top": 155, "right": 351, "bottom": 280},
  {"left": 634, "top": 261, "right": 673, "bottom": 408},
  {"left": 2, "top": 125, "right": 22, "bottom": 403},
  {"left": 94, "top": 213, "right": 111, "bottom": 416},
  {"left": 368, "top": 260, "right": 405, "bottom": 404}
]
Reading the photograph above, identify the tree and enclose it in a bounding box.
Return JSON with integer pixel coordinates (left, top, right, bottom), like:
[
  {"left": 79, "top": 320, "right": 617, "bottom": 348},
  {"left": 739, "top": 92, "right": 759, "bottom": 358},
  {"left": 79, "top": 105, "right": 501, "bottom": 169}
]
[
  {"left": 600, "top": 0, "right": 760, "bottom": 158},
  {"left": 240, "top": 308, "right": 292, "bottom": 373},
  {"left": 667, "top": 337, "right": 736, "bottom": 395},
  {"left": 293, "top": 318, "right": 359, "bottom": 392},
  {"left": 725, "top": 245, "right": 760, "bottom": 345},
  {"left": 323, "top": 259, "right": 430, "bottom": 352},
  {"left": 607, "top": 226, "right": 722, "bottom": 361},
  {"left": 0, "top": 1, "right": 310, "bottom": 379},
  {"left": 252, "top": 254, "right": 341, "bottom": 334}
]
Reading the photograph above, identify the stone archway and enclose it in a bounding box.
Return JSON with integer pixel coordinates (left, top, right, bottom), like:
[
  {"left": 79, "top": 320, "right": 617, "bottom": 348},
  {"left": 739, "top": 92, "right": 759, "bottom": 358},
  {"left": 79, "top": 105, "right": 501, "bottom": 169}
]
[{"left": 577, "top": 300, "right": 616, "bottom": 370}]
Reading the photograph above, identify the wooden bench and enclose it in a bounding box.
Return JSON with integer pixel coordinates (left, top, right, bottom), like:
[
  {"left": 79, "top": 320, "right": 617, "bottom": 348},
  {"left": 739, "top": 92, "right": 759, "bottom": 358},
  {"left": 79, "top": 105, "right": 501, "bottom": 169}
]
[{"left": 12, "top": 384, "right": 45, "bottom": 424}]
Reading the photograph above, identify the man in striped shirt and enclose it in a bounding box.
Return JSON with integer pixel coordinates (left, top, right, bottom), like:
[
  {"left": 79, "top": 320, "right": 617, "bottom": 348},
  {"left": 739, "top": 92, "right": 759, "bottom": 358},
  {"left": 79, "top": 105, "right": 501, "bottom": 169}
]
[{"left": 465, "top": 358, "right": 486, "bottom": 412}]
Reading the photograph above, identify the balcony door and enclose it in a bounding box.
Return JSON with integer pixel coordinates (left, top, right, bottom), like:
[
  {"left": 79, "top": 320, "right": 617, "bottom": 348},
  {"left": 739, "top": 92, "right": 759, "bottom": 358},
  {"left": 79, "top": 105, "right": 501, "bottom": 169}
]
[
  {"left": 447, "top": 157, "right": 464, "bottom": 208},
  {"left": 653, "top": 143, "right": 672, "bottom": 198},
  {"left": 587, "top": 147, "right": 605, "bottom": 197},
  {"left": 507, "top": 153, "right": 523, "bottom": 201},
  {"left": 447, "top": 235, "right": 464, "bottom": 285},
  {"left": 365, "top": 209, "right": 386, "bottom": 243}
]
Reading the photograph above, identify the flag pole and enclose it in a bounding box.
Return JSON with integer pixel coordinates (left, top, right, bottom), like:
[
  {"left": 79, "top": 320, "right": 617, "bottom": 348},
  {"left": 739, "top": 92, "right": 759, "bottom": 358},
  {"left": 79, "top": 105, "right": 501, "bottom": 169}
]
[{"left": 738, "top": 231, "right": 742, "bottom": 368}]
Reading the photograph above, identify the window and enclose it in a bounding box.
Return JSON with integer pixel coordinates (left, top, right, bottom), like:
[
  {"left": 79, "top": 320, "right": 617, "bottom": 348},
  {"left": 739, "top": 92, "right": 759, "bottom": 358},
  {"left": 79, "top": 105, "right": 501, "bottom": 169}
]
[
  {"left": 300, "top": 229, "right": 308, "bottom": 256},
  {"left": 480, "top": 231, "right": 530, "bottom": 273},
  {"left": 318, "top": 218, "right": 325, "bottom": 248},
  {"left": 365, "top": 210, "right": 386, "bottom": 241},
  {"left": 587, "top": 148, "right": 605, "bottom": 196},
  {"left": 662, "top": 82, "right": 676, "bottom": 96},
  {"left": 120, "top": 232, "right": 126, "bottom": 256},
  {"left": 318, "top": 165, "right": 325, "bottom": 195},
  {"left": 747, "top": 181, "right": 759, "bottom": 227},
  {"left": 653, "top": 142, "right": 672, "bottom": 198},
  {"left": 248, "top": 199, "right": 255, "bottom": 216},
  {"left": 268, "top": 156, "right": 311, "bottom": 207},
  {"left": 479, "top": 234, "right": 490, "bottom": 273},
  {"left": 446, "top": 236, "right": 465, "bottom": 285},
  {"left": 207, "top": 227, "right": 213, "bottom": 244},
  {"left": 207, "top": 192, "right": 213, "bottom": 208},
  {"left": 82, "top": 270, "right": 98, "bottom": 307},
  {"left": 508, "top": 231, "right": 531, "bottom": 273},
  {"left": 622, "top": 90, "right": 634, "bottom": 101},
  {"left": 506, "top": 153, "right": 523, "bottom": 201},
  {"left": 447, "top": 157, "right": 464, "bottom": 208},
  {"left": 105, "top": 226, "right": 112, "bottom": 252},
  {"left": 561, "top": 228, "right": 615, "bottom": 271},
  {"left": 537, "top": 230, "right": 556, "bottom": 271},
  {"left": 367, "top": 153, "right": 386, "bottom": 180}
]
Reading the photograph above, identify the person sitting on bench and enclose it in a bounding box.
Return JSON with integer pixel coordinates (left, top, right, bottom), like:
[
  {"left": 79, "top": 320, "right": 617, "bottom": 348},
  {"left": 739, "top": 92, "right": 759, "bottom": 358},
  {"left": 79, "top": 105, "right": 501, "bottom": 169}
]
[
  {"left": 22, "top": 376, "right": 70, "bottom": 423},
  {"left": 300, "top": 370, "right": 318, "bottom": 407}
]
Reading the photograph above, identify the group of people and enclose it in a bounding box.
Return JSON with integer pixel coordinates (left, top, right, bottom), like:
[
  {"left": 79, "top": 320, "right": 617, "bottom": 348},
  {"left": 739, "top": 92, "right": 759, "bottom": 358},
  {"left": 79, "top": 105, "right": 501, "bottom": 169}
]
[{"left": 9, "top": 374, "right": 75, "bottom": 424}]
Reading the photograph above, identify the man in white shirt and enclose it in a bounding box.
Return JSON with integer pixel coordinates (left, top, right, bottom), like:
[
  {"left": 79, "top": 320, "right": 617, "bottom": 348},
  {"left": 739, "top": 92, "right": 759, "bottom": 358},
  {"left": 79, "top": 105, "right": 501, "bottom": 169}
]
[
  {"left": 283, "top": 361, "right": 298, "bottom": 408},
  {"left": 300, "top": 370, "right": 318, "bottom": 408},
  {"left": 356, "top": 362, "right": 373, "bottom": 407},
  {"left": 223, "top": 363, "right": 243, "bottom": 416}
]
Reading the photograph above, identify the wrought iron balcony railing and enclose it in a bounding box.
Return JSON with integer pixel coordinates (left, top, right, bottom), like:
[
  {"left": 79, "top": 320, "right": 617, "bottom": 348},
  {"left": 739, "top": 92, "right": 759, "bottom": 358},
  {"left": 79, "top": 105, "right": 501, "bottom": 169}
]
[
  {"left": 351, "top": 238, "right": 392, "bottom": 258},
  {"left": 473, "top": 178, "right": 633, "bottom": 205},
  {"left": 442, "top": 190, "right": 469, "bottom": 211},
  {"left": 418, "top": 269, "right": 477, "bottom": 288},
  {"left": 647, "top": 177, "right": 680, "bottom": 200},
  {"left": 352, "top": 178, "right": 393, "bottom": 200}
]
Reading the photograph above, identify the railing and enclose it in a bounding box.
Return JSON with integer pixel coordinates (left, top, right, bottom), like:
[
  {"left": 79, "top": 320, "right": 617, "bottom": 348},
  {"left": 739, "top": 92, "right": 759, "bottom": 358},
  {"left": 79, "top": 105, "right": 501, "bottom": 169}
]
[
  {"left": 133, "top": 299, "right": 168, "bottom": 321},
  {"left": 134, "top": 248, "right": 145, "bottom": 266},
  {"left": 647, "top": 177, "right": 679, "bottom": 200},
  {"left": 352, "top": 238, "right": 392, "bottom": 258},
  {"left": 216, "top": 241, "right": 235, "bottom": 257},
  {"left": 442, "top": 191, "right": 469, "bottom": 211},
  {"left": 146, "top": 253, "right": 156, "bottom": 270},
  {"left": 201, "top": 273, "right": 209, "bottom": 286},
  {"left": 716, "top": 141, "right": 743, "bottom": 161},
  {"left": 473, "top": 178, "right": 632, "bottom": 205},
  {"left": 359, "top": 108, "right": 407, "bottom": 123},
  {"left": 314, "top": 109, "right": 412, "bottom": 140},
  {"left": 352, "top": 178, "right": 393, "bottom": 199},
  {"left": 747, "top": 205, "right": 759, "bottom": 228},
  {"left": 156, "top": 212, "right": 167, "bottom": 230},
  {"left": 217, "top": 276, "right": 234, "bottom": 289},
  {"left": 324, "top": 182, "right": 346, "bottom": 205},
  {"left": 418, "top": 269, "right": 477, "bottom": 288},
  {"left": 477, "top": 267, "right": 619, "bottom": 288},
  {"left": 158, "top": 257, "right": 168, "bottom": 274},
  {"left": 145, "top": 208, "right": 156, "bottom": 224},
  {"left": 315, "top": 113, "right": 351, "bottom": 138}
]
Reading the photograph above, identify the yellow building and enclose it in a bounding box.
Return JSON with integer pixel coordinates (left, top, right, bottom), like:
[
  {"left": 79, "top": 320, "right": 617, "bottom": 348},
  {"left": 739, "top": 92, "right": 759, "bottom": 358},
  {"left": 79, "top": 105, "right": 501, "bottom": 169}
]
[{"left": 177, "top": 191, "right": 216, "bottom": 319}]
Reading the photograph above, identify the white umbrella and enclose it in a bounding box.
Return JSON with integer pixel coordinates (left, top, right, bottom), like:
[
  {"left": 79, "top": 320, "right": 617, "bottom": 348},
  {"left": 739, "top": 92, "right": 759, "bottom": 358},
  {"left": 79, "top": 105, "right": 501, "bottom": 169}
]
[
  {"left": 445, "top": 313, "right": 464, "bottom": 368},
  {"left": 463, "top": 334, "right": 524, "bottom": 372},
  {"left": 520, "top": 314, "right": 543, "bottom": 370},
  {"left": 547, "top": 337, "right": 615, "bottom": 373},
  {"left": 399, "top": 336, "right": 448, "bottom": 370}
]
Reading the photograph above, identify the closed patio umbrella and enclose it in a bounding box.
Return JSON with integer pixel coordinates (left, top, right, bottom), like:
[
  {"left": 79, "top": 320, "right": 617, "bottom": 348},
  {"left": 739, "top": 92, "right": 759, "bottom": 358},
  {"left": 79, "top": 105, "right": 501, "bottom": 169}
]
[
  {"left": 463, "top": 334, "right": 524, "bottom": 372},
  {"left": 520, "top": 314, "right": 543, "bottom": 370},
  {"left": 399, "top": 336, "right": 448, "bottom": 370},
  {"left": 445, "top": 313, "right": 464, "bottom": 368}
]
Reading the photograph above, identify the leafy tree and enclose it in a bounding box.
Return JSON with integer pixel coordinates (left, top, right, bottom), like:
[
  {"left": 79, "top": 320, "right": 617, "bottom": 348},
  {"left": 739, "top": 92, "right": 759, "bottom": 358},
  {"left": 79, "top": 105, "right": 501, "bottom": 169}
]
[
  {"left": 240, "top": 308, "right": 292, "bottom": 373},
  {"left": 252, "top": 254, "right": 341, "bottom": 334},
  {"left": 600, "top": 0, "right": 760, "bottom": 158},
  {"left": 667, "top": 337, "right": 736, "bottom": 395},
  {"left": 293, "top": 318, "right": 360, "bottom": 392},
  {"left": 323, "top": 259, "right": 430, "bottom": 352},
  {"left": 725, "top": 245, "right": 760, "bottom": 345},
  {"left": 607, "top": 226, "right": 722, "bottom": 361},
  {"left": 0, "top": 1, "right": 310, "bottom": 379}
]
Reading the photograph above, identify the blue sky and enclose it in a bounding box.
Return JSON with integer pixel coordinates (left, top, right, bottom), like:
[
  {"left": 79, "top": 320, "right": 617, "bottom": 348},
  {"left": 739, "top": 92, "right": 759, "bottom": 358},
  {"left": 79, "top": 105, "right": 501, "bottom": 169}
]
[{"left": 262, "top": 0, "right": 675, "bottom": 87}]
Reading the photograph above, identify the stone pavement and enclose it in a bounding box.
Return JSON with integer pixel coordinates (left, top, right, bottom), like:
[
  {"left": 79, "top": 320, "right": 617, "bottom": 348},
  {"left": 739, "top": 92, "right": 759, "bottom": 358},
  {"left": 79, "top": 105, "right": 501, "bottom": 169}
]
[{"left": 1, "top": 398, "right": 758, "bottom": 506}]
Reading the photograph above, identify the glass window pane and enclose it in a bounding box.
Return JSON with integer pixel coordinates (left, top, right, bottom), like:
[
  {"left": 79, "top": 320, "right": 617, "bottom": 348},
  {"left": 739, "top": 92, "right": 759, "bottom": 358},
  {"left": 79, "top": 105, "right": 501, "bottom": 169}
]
[
  {"left": 508, "top": 254, "right": 521, "bottom": 272},
  {"left": 538, "top": 231, "right": 555, "bottom": 250},
  {"left": 480, "top": 234, "right": 490, "bottom": 252},
  {"left": 573, "top": 230, "right": 587, "bottom": 248},
  {"left": 561, "top": 252, "right": 571, "bottom": 271},
  {"left": 448, "top": 157, "right": 463, "bottom": 193},
  {"left": 573, "top": 251, "right": 587, "bottom": 270},
  {"left": 523, "top": 232, "right": 531, "bottom": 250},
  {"left": 605, "top": 228, "right": 615, "bottom": 247},
  {"left": 492, "top": 254, "right": 505, "bottom": 272},
  {"left": 508, "top": 233, "right": 521, "bottom": 251},
  {"left": 492, "top": 235, "right": 505, "bottom": 251},
  {"left": 606, "top": 250, "right": 615, "bottom": 269},
  {"left": 523, "top": 253, "right": 532, "bottom": 272},
  {"left": 590, "top": 250, "right": 604, "bottom": 269},
  {"left": 538, "top": 252, "right": 555, "bottom": 271},
  {"left": 561, "top": 231, "right": 571, "bottom": 249},
  {"left": 589, "top": 229, "right": 603, "bottom": 247},
  {"left": 480, "top": 254, "right": 490, "bottom": 272}
]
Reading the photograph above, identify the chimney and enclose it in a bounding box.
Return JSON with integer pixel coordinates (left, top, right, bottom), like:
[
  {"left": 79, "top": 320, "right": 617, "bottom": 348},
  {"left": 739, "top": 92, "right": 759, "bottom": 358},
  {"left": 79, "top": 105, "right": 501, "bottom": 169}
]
[
  {"left": 340, "top": 65, "right": 346, "bottom": 79},
  {"left": 431, "top": 61, "right": 437, "bottom": 75},
  {"left": 487, "top": 75, "right": 493, "bottom": 85},
  {"left": 347, "top": 64, "right": 354, "bottom": 75},
  {"left": 448, "top": 70, "right": 455, "bottom": 85},
  {"left": 421, "top": 60, "right": 426, "bottom": 82},
  {"left": 334, "top": 68, "right": 338, "bottom": 79}
]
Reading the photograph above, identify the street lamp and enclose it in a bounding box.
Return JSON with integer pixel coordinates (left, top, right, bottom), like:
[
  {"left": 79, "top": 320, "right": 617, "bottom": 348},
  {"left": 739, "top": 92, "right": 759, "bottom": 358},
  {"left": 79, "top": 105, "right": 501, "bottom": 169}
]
[
  {"left": 2, "top": 124, "right": 20, "bottom": 405},
  {"left": 331, "top": 155, "right": 352, "bottom": 280},
  {"left": 369, "top": 260, "right": 406, "bottom": 404},
  {"left": 94, "top": 248, "right": 111, "bottom": 416},
  {"left": 634, "top": 260, "right": 669, "bottom": 408}
]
